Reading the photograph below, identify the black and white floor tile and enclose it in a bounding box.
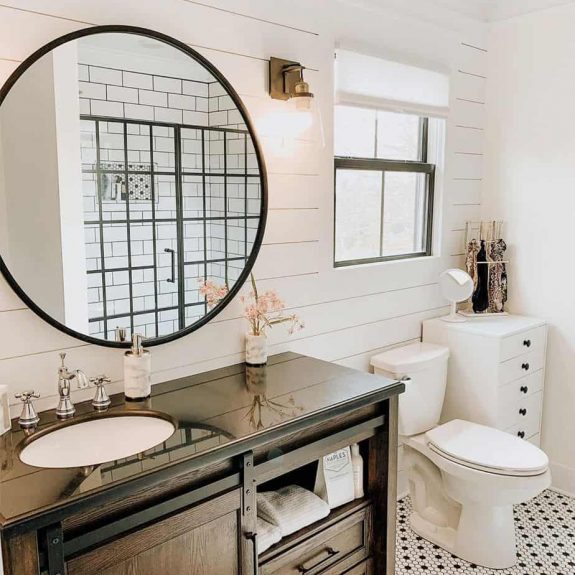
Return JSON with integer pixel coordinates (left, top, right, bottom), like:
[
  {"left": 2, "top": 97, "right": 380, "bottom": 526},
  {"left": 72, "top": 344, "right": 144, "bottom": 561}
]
[{"left": 396, "top": 489, "right": 575, "bottom": 574}]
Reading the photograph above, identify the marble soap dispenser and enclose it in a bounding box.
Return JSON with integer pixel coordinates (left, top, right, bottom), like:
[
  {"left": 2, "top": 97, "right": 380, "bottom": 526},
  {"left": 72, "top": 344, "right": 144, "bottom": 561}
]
[{"left": 124, "top": 333, "right": 151, "bottom": 400}]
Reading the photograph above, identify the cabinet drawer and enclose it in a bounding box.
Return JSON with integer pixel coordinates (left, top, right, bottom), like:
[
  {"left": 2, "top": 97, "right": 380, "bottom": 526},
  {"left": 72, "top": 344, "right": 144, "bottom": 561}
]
[
  {"left": 498, "top": 371, "right": 544, "bottom": 428},
  {"left": 500, "top": 326, "right": 546, "bottom": 362},
  {"left": 506, "top": 392, "right": 543, "bottom": 440},
  {"left": 499, "top": 349, "right": 545, "bottom": 385},
  {"left": 260, "top": 506, "right": 371, "bottom": 575},
  {"left": 342, "top": 559, "right": 373, "bottom": 574}
]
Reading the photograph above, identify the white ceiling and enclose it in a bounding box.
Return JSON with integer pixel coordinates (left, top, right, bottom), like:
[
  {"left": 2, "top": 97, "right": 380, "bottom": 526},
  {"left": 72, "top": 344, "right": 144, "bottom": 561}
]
[
  {"left": 433, "top": 0, "right": 575, "bottom": 22},
  {"left": 346, "top": 0, "right": 575, "bottom": 22}
]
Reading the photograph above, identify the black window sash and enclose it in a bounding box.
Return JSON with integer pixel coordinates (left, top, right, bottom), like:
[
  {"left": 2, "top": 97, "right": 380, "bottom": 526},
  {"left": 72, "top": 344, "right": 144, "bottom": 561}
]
[{"left": 334, "top": 157, "right": 435, "bottom": 267}]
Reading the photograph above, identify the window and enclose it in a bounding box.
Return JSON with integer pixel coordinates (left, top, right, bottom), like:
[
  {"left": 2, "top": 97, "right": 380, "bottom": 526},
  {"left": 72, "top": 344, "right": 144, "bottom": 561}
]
[{"left": 334, "top": 105, "right": 435, "bottom": 267}]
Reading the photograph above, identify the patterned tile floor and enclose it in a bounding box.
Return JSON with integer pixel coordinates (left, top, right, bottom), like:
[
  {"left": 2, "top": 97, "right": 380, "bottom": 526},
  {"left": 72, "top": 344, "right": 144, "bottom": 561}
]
[{"left": 396, "top": 490, "right": 575, "bottom": 574}]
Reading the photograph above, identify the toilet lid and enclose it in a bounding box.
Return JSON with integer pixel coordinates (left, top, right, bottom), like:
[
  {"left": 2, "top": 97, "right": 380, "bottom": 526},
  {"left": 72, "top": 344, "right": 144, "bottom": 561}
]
[{"left": 426, "top": 420, "right": 549, "bottom": 476}]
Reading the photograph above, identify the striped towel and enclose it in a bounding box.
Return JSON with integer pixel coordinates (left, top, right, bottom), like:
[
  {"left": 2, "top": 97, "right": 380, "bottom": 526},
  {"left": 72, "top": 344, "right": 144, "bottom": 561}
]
[{"left": 257, "top": 485, "right": 330, "bottom": 536}]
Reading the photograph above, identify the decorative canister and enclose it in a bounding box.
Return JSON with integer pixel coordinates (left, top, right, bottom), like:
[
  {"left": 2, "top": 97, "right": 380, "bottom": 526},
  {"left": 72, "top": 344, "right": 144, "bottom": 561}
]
[{"left": 245, "top": 333, "right": 267, "bottom": 366}]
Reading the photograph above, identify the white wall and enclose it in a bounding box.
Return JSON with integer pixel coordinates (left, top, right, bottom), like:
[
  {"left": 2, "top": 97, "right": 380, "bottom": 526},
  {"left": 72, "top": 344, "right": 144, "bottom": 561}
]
[
  {"left": 0, "top": 51, "right": 68, "bottom": 322},
  {"left": 484, "top": 3, "right": 575, "bottom": 495},
  {"left": 0, "top": 1, "right": 486, "bottom": 494}
]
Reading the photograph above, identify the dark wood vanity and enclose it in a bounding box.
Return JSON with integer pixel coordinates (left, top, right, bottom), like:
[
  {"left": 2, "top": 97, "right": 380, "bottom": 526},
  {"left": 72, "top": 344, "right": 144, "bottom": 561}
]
[{"left": 0, "top": 353, "right": 403, "bottom": 575}]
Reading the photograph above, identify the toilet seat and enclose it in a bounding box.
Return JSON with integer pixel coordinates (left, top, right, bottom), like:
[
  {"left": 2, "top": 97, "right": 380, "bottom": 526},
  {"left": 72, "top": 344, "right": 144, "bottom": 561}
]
[{"left": 425, "top": 419, "right": 549, "bottom": 477}]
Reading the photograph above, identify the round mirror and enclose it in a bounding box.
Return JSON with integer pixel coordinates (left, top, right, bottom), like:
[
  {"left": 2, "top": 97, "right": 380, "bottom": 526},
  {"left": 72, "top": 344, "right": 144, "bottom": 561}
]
[{"left": 0, "top": 26, "right": 267, "bottom": 347}]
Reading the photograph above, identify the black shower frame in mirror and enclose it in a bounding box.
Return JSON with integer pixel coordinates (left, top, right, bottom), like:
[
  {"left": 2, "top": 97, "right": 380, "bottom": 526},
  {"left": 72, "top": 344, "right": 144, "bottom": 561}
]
[{"left": 0, "top": 25, "right": 268, "bottom": 348}]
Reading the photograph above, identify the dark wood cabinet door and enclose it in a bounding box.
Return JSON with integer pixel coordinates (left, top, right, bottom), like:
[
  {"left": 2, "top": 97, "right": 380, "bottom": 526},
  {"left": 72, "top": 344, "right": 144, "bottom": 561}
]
[{"left": 66, "top": 489, "right": 245, "bottom": 575}]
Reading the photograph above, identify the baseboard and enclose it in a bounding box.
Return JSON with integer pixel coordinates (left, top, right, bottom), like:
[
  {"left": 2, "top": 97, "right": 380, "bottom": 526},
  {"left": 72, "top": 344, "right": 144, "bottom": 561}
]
[{"left": 550, "top": 461, "right": 575, "bottom": 497}]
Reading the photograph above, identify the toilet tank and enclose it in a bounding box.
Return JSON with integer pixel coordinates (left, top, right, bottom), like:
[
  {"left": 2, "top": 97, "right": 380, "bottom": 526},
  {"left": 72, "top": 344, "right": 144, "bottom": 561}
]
[{"left": 371, "top": 342, "right": 449, "bottom": 436}]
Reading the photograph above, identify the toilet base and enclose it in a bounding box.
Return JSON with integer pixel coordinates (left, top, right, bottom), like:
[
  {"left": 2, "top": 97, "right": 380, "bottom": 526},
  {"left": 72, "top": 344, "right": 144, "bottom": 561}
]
[
  {"left": 404, "top": 442, "right": 550, "bottom": 570},
  {"left": 410, "top": 503, "right": 517, "bottom": 570}
]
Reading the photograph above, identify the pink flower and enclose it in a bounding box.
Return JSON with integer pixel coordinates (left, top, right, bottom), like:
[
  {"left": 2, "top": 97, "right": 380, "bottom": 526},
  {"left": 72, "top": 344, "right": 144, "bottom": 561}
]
[{"left": 199, "top": 280, "right": 229, "bottom": 308}]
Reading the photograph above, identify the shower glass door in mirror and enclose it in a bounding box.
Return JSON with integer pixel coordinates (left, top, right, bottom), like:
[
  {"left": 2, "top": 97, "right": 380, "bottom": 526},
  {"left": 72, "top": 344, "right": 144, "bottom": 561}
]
[{"left": 0, "top": 28, "right": 266, "bottom": 346}]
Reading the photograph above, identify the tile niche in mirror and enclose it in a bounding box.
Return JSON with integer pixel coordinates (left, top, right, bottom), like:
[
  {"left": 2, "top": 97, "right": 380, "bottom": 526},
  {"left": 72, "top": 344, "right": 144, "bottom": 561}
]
[{"left": 0, "top": 27, "right": 267, "bottom": 346}]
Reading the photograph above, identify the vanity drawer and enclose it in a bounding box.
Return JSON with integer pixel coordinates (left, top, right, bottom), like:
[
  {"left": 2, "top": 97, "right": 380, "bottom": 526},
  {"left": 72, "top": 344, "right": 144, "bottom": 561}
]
[
  {"left": 498, "top": 349, "right": 545, "bottom": 385},
  {"left": 500, "top": 326, "right": 546, "bottom": 362},
  {"left": 506, "top": 392, "right": 543, "bottom": 440},
  {"left": 260, "top": 506, "right": 371, "bottom": 575},
  {"left": 498, "top": 371, "right": 544, "bottom": 428}
]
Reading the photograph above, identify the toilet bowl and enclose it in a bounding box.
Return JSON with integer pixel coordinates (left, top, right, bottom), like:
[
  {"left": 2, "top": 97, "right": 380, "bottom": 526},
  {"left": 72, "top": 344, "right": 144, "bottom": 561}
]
[{"left": 371, "top": 343, "right": 551, "bottom": 570}]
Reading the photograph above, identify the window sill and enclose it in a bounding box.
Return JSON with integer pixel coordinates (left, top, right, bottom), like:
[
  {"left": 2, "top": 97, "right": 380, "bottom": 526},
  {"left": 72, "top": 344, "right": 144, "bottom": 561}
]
[{"left": 333, "top": 254, "right": 440, "bottom": 271}]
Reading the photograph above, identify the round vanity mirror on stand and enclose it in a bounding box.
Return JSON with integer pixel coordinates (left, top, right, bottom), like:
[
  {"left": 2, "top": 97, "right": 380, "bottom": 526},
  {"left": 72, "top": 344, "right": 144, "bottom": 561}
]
[
  {"left": 0, "top": 26, "right": 267, "bottom": 347},
  {"left": 439, "top": 269, "right": 474, "bottom": 323}
]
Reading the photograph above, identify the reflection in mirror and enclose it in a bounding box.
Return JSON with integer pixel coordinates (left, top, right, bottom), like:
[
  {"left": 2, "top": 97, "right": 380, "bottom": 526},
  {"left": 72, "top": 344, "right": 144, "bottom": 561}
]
[{"left": 0, "top": 31, "right": 265, "bottom": 345}]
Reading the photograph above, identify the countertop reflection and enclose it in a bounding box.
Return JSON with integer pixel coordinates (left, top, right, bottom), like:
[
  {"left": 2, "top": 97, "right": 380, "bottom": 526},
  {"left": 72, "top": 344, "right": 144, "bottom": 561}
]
[{"left": 0, "top": 352, "right": 402, "bottom": 529}]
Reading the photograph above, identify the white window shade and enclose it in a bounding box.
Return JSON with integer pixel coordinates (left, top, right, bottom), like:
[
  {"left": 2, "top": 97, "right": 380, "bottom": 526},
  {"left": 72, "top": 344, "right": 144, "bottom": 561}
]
[{"left": 335, "top": 49, "right": 450, "bottom": 118}]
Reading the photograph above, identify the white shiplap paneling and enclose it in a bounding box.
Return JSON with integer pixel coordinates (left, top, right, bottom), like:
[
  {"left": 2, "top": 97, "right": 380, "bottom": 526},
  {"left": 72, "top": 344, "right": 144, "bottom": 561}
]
[{"left": 0, "top": 0, "right": 487, "bottom": 416}]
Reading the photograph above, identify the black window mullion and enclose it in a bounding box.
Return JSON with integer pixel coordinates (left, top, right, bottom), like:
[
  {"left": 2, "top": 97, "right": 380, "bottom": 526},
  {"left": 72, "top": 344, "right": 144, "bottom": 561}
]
[
  {"left": 94, "top": 120, "right": 108, "bottom": 339},
  {"left": 244, "top": 133, "right": 248, "bottom": 260},
  {"left": 149, "top": 125, "right": 159, "bottom": 338},
  {"left": 122, "top": 121, "right": 135, "bottom": 338},
  {"left": 223, "top": 131, "right": 229, "bottom": 286},
  {"left": 379, "top": 170, "right": 385, "bottom": 257},
  {"left": 174, "top": 126, "right": 185, "bottom": 331},
  {"left": 420, "top": 117, "right": 429, "bottom": 163},
  {"left": 201, "top": 129, "right": 208, "bottom": 316}
]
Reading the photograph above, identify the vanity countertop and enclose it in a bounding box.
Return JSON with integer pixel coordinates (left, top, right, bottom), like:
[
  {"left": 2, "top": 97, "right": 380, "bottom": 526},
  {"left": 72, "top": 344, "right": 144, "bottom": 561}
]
[{"left": 0, "top": 352, "right": 403, "bottom": 533}]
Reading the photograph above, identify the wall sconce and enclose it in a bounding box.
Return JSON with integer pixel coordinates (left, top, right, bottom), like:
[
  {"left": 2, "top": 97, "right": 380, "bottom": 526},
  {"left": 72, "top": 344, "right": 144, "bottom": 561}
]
[{"left": 269, "top": 57, "right": 314, "bottom": 110}]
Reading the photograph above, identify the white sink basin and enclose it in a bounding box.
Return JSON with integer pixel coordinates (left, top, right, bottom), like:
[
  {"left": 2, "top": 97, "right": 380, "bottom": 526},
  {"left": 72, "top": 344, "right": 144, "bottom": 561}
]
[{"left": 19, "top": 413, "right": 176, "bottom": 469}]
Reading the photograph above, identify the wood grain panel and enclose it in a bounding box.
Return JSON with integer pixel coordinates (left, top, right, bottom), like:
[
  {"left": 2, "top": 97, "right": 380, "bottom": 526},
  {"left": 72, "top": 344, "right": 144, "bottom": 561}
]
[{"left": 67, "top": 489, "right": 241, "bottom": 575}]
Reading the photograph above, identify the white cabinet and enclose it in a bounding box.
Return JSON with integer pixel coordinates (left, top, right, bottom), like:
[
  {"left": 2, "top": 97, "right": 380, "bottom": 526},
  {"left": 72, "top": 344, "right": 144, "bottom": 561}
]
[{"left": 422, "top": 315, "right": 547, "bottom": 446}]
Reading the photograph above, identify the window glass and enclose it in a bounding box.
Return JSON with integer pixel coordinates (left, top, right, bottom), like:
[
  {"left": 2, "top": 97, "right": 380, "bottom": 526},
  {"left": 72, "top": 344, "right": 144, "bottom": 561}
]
[
  {"left": 334, "top": 106, "right": 375, "bottom": 158},
  {"left": 376, "top": 110, "right": 421, "bottom": 161},
  {"left": 335, "top": 169, "right": 382, "bottom": 262},
  {"left": 382, "top": 172, "right": 427, "bottom": 256}
]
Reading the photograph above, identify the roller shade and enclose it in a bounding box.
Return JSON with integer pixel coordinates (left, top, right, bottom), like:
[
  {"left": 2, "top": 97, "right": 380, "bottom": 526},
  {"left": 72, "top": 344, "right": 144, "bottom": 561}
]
[{"left": 335, "top": 49, "right": 450, "bottom": 118}]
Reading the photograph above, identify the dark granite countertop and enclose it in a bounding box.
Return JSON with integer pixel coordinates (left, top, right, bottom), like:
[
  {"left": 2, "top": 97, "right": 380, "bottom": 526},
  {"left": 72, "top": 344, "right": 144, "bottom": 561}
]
[{"left": 0, "top": 352, "right": 403, "bottom": 533}]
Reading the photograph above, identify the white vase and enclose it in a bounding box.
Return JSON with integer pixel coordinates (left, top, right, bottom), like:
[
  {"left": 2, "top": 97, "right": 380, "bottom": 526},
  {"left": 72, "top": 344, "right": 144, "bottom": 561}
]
[{"left": 245, "top": 333, "right": 267, "bottom": 365}]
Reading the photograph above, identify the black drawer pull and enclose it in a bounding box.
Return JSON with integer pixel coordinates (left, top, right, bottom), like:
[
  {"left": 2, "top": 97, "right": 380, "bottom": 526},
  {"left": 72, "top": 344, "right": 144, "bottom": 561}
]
[
  {"left": 517, "top": 431, "right": 525, "bottom": 439},
  {"left": 523, "top": 339, "right": 532, "bottom": 348},
  {"left": 521, "top": 363, "right": 530, "bottom": 371},
  {"left": 519, "top": 408, "right": 527, "bottom": 416},
  {"left": 298, "top": 547, "right": 339, "bottom": 573},
  {"left": 520, "top": 386, "right": 529, "bottom": 394}
]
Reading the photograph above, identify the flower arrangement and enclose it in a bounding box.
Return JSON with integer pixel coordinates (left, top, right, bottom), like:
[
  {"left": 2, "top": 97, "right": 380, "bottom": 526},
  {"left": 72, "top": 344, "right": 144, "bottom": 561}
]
[
  {"left": 199, "top": 274, "right": 303, "bottom": 365},
  {"left": 199, "top": 274, "right": 304, "bottom": 336},
  {"left": 240, "top": 274, "right": 303, "bottom": 337}
]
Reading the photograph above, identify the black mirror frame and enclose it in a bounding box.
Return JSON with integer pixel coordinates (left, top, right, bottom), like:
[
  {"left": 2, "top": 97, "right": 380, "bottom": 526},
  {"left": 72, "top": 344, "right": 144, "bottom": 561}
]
[{"left": 0, "top": 25, "right": 268, "bottom": 348}]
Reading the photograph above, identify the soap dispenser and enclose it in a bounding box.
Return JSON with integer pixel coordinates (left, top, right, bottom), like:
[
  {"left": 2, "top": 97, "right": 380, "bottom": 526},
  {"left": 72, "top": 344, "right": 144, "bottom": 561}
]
[{"left": 124, "top": 333, "right": 151, "bottom": 400}]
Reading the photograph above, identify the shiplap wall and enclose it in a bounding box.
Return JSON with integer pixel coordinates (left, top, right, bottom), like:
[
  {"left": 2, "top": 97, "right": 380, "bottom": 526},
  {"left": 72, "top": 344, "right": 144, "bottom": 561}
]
[{"left": 0, "top": 0, "right": 487, "bottom": 463}]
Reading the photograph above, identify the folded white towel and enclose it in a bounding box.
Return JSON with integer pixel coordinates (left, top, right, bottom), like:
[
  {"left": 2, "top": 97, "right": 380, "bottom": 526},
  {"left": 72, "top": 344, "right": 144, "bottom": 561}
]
[
  {"left": 257, "top": 485, "right": 330, "bottom": 536},
  {"left": 257, "top": 516, "right": 282, "bottom": 554}
]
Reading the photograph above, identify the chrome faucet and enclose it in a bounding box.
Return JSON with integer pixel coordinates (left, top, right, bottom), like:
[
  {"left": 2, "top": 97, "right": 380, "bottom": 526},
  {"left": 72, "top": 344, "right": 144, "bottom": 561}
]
[{"left": 57, "top": 353, "right": 88, "bottom": 419}]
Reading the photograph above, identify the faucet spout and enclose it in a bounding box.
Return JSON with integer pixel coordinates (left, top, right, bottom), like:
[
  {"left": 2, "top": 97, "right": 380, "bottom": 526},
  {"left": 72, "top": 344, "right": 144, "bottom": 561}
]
[{"left": 56, "top": 354, "right": 87, "bottom": 419}]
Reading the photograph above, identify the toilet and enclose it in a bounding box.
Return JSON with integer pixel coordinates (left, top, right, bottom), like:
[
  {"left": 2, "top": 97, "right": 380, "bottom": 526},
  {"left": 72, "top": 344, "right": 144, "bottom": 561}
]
[{"left": 371, "top": 342, "right": 551, "bottom": 570}]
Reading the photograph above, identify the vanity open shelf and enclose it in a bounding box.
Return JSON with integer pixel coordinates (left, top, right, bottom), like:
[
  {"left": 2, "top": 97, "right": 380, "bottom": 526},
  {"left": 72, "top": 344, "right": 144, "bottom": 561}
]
[{"left": 0, "top": 353, "right": 403, "bottom": 575}]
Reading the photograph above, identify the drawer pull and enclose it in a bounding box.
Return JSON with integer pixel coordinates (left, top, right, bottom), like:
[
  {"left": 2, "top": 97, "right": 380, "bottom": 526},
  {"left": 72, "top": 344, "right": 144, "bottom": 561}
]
[
  {"left": 523, "top": 339, "right": 532, "bottom": 348},
  {"left": 520, "top": 386, "right": 529, "bottom": 394},
  {"left": 519, "top": 408, "right": 527, "bottom": 416},
  {"left": 521, "top": 363, "right": 530, "bottom": 371},
  {"left": 298, "top": 547, "right": 339, "bottom": 573},
  {"left": 517, "top": 431, "right": 525, "bottom": 439}
]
